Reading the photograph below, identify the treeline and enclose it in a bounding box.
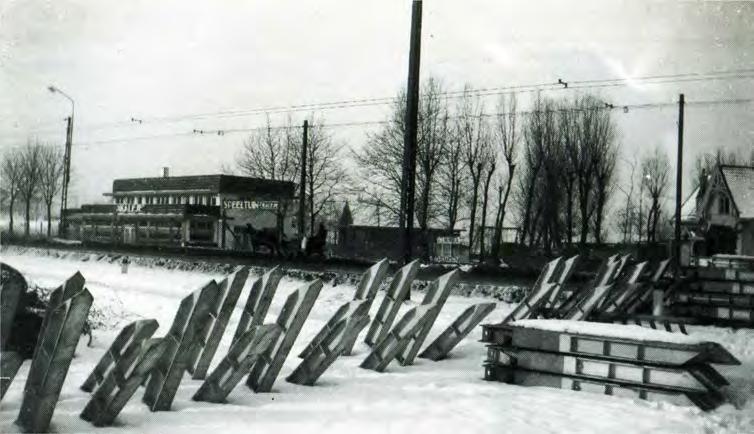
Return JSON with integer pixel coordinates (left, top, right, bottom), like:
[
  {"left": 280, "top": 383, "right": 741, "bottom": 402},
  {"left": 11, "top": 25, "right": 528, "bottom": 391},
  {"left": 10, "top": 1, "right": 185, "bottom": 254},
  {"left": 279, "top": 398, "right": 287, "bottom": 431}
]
[
  {"left": 353, "top": 78, "right": 623, "bottom": 258},
  {"left": 1, "top": 141, "right": 65, "bottom": 237},
  {"left": 231, "top": 78, "right": 628, "bottom": 259}
]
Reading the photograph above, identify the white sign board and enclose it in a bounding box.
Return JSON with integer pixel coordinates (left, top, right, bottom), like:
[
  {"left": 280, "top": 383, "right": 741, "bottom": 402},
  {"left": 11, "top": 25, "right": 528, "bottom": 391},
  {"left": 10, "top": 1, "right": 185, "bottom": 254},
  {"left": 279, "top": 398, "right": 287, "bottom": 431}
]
[
  {"left": 222, "top": 200, "right": 278, "bottom": 211},
  {"left": 436, "top": 236, "right": 460, "bottom": 244},
  {"left": 117, "top": 204, "right": 144, "bottom": 214}
]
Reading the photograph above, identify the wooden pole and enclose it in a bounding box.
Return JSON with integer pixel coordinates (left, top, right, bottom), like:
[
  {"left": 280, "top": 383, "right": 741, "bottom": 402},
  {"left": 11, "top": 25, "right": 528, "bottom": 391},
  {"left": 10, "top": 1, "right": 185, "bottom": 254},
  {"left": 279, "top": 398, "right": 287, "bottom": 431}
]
[
  {"left": 400, "top": 0, "right": 423, "bottom": 266},
  {"left": 674, "top": 94, "right": 684, "bottom": 281},
  {"left": 298, "top": 120, "right": 308, "bottom": 240}
]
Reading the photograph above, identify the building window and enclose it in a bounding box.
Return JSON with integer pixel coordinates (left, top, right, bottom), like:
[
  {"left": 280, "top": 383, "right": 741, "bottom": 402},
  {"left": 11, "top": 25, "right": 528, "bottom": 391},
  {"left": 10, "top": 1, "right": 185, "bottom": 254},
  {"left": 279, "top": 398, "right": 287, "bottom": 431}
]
[
  {"left": 719, "top": 196, "right": 731, "bottom": 215},
  {"left": 211, "top": 196, "right": 218, "bottom": 206}
]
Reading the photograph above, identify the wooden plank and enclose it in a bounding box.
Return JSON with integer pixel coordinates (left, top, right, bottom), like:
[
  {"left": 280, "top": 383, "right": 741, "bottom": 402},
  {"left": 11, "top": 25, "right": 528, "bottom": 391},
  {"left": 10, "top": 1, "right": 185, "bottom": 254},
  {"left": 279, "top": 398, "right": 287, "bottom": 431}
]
[
  {"left": 231, "top": 266, "right": 282, "bottom": 344},
  {"left": 1, "top": 263, "right": 27, "bottom": 351},
  {"left": 81, "top": 319, "right": 159, "bottom": 392},
  {"left": 80, "top": 338, "right": 167, "bottom": 426},
  {"left": 364, "top": 260, "right": 419, "bottom": 346},
  {"left": 299, "top": 300, "right": 369, "bottom": 359},
  {"left": 397, "top": 269, "right": 459, "bottom": 366},
  {"left": 360, "top": 304, "right": 435, "bottom": 372},
  {"left": 483, "top": 364, "right": 722, "bottom": 410},
  {"left": 247, "top": 280, "right": 322, "bottom": 392},
  {"left": 192, "top": 267, "right": 250, "bottom": 380},
  {"left": 0, "top": 351, "right": 24, "bottom": 401},
  {"left": 192, "top": 324, "right": 281, "bottom": 403},
  {"left": 418, "top": 302, "right": 496, "bottom": 361},
  {"left": 142, "top": 280, "right": 219, "bottom": 411},
  {"left": 16, "top": 272, "right": 93, "bottom": 433},
  {"left": 286, "top": 319, "right": 350, "bottom": 386},
  {"left": 481, "top": 324, "right": 740, "bottom": 366},
  {"left": 353, "top": 258, "right": 391, "bottom": 302},
  {"left": 502, "top": 257, "right": 562, "bottom": 323}
]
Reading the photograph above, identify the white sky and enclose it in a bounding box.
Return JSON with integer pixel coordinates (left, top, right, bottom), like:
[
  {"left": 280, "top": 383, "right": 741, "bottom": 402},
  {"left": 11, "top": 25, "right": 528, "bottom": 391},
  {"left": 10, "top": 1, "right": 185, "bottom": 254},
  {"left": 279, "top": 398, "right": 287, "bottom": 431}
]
[{"left": 1, "top": 0, "right": 753, "bottom": 206}]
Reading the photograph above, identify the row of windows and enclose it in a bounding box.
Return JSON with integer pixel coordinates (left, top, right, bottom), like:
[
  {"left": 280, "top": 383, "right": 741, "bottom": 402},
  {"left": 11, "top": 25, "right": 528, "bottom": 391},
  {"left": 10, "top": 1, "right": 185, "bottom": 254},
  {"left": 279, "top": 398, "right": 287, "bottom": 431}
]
[{"left": 115, "top": 194, "right": 219, "bottom": 206}]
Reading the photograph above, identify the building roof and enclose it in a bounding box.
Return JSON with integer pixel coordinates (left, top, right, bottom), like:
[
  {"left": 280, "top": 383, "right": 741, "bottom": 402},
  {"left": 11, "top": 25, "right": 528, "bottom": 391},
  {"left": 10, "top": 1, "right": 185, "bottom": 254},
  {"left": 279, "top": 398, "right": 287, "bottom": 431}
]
[
  {"left": 680, "top": 185, "right": 700, "bottom": 224},
  {"left": 720, "top": 165, "right": 754, "bottom": 219},
  {"left": 112, "top": 174, "right": 295, "bottom": 198}
]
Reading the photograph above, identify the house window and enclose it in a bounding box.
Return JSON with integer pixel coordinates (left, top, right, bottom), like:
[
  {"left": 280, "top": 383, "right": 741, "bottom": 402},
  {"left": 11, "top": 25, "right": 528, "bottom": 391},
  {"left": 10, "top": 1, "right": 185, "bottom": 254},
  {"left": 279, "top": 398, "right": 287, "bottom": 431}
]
[{"left": 719, "top": 195, "right": 731, "bottom": 215}]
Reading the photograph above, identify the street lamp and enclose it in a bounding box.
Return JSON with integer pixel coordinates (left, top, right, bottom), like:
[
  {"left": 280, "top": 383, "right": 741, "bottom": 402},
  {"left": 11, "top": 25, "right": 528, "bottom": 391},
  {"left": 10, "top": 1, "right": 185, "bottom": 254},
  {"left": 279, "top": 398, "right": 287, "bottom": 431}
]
[{"left": 48, "top": 85, "right": 75, "bottom": 237}]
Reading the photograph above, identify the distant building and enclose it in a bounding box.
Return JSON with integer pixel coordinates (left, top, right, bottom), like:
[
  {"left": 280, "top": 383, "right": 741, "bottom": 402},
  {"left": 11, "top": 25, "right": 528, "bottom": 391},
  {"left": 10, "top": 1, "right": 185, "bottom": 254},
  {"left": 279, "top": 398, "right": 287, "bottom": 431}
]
[
  {"left": 680, "top": 164, "right": 754, "bottom": 261},
  {"left": 331, "top": 203, "right": 464, "bottom": 262},
  {"left": 64, "top": 173, "right": 296, "bottom": 248}
]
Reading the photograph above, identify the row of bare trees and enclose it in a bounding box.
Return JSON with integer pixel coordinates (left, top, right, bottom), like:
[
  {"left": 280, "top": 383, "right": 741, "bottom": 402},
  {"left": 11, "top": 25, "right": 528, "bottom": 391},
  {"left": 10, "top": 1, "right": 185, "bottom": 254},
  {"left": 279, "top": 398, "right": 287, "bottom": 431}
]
[
  {"left": 509, "top": 94, "right": 620, "bottom": 253},
  {"left": 354, "top": 78, "right": 522, "bottom": 260},
  {"left": 352, "top": 79, "right": 624, "bottom": 259},
  {"left": 217, "top": 99, "right": 751, "bottom": 256},
  {"left": 234, "top": 116, "right": 349, "bottom": 237},
  {"left": 1, "top": 141, "right": 65, "bottom": 237}
]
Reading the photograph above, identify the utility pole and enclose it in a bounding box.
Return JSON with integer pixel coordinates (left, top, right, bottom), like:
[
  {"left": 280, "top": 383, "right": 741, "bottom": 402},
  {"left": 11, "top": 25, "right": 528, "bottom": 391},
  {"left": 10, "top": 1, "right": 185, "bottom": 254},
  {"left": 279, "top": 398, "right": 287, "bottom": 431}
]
[
  {"left": 60, "top": 115, "right": 73, "bottom": 236},
  {"left": 298, "top": 120, "right": 308, "bottom": 240},
  {"left": 674, "top": 94, "right": 685, "bottom": 281},
  {"left": 399, "top": 0, "right": 423, "bottom": 266},
  {"left": 48, "top": 85, "right": 74, "bottom": 237}
]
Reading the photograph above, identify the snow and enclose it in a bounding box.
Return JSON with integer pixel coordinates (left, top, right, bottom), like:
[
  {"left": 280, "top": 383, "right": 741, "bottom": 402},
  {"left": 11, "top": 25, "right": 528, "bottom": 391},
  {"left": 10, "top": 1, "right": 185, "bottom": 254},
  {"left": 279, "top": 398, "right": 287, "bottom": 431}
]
[
  {"left": 1, "top": 250, "right": 754, "bottom": 433},
  {"left": 511, "top": 319, "right": 705, "bottom": 345}
]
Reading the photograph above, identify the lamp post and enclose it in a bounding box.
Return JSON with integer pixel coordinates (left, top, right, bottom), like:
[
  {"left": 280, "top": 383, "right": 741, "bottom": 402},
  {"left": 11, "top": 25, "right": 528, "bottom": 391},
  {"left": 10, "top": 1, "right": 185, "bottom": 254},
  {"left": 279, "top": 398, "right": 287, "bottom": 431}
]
[{"left": 48, "top": 85, "right": 74, "bottom": 237}]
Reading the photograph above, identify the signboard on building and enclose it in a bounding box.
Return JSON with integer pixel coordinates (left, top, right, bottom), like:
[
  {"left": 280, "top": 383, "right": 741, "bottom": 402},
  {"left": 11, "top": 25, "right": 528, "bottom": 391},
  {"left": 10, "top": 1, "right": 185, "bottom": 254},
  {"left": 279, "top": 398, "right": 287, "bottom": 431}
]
[
  {"left": 436, "top": 236, "right": 460, "bottom": 244},
  {"left": 222, "top": 200, "right": 278, "bottom": 211},
  {"left": 117, "top": 204, "right": 144, "bottom": 214}
]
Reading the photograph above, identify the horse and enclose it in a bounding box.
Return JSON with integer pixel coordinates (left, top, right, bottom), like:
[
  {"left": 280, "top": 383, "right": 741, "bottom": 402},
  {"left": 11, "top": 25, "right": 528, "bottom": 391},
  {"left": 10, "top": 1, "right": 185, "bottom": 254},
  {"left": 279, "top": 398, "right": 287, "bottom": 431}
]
[{"left": 303, "top": 223, "right": 328, "bottom": 257}]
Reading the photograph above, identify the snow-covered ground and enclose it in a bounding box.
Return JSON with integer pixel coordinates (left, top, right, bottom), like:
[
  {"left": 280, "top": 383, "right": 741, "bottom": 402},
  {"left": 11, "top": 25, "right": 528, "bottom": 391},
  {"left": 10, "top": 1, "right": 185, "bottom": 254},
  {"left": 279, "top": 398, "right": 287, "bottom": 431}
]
[{"left": 1, "top": 251, "right": 753, "bottom": 433}]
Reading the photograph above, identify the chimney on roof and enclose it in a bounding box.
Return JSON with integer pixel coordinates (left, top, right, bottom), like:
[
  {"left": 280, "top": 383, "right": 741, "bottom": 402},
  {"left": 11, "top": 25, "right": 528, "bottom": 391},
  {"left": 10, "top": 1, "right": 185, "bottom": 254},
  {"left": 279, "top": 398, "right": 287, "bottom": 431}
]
[{"left": 162, "top": 167, "right": 169, "bottom": 178}]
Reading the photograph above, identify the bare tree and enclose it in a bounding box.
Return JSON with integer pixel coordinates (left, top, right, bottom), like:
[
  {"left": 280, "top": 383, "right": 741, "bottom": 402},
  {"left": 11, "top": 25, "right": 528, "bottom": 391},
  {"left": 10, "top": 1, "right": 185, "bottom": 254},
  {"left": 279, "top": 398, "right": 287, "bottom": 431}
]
[
  {"left": 615, "top": 156, "right": 639, "bottom": 243},
  {"left": 490, "top": 93, "right": 519, "bottom": 261},
  {"left": 237, "top": 116, "right": 301, "bottom": 236},
  {"left": 517, "top": 94, "right": 556, "bottom": 249},
  {"left": 18, "top": 141, "right": 44, "bottom": 236},
  {"left": 38, "top": 145, "right": 65, "bottom": 237},
  {"left": 456, "top": 86, "right": 491, "bottom": 252},
  {"left": 478, "top": 161, "right": 496, "bottom": 260},
  {"left": 415, "top": 79, "right": 451, "bottom": 236},
  {"left": 305, "top": 122, "right": 349, "bottom": 234},
  {"left": 436, "top": 127, "right": 465, "bottom": 230},
  {"left": 591, "top": 132, "right": 618, "bottom": 244},
  {"left": 1, "top": 151, "right": 23, "bottom": 235},
  {"left": 353, "top": 96, "right": 407, "bottom": 225},
  {"left": 691, "top": 146, "right": 748, "bottom": 189},
  {"left": 354, "top": 76, "right": 451, "bottom": 232},
  {"left": 641, "top": 146, "right": 670, "bottom": 243}
]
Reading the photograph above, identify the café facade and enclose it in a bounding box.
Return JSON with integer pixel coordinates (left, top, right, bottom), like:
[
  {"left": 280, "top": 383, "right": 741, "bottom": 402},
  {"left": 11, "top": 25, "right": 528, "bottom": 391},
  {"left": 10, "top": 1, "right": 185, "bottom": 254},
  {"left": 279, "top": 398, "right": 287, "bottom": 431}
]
[{"left": 64, "top": 173, "right": 296, "bottom": 249}]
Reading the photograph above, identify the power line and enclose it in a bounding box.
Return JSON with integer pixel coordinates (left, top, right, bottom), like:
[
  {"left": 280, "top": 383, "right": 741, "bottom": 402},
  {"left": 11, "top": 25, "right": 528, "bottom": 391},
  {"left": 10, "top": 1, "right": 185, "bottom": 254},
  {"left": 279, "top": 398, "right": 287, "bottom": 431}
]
[
  {"left": 1, "top": 94, "right": 744, "bottom": 151},
  {"left": 123, "top": 70, "right": 754, "bottom": 125},
  {"left": 5, "top": 69, "right": 754, "bottom": 144},
  {"left": 10, "top": 66, "right": 754, "bottom": 138}
]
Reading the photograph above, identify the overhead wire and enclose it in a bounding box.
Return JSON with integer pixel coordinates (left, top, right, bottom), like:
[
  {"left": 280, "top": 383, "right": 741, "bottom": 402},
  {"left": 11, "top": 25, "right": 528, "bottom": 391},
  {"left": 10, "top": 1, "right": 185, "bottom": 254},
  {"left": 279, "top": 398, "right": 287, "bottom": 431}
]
[
  {"left": 66, "top": 96, "right": 754, "bottom": 146},
  {"left": 7, "top": 66, "right": 754, "bottom": 138}
]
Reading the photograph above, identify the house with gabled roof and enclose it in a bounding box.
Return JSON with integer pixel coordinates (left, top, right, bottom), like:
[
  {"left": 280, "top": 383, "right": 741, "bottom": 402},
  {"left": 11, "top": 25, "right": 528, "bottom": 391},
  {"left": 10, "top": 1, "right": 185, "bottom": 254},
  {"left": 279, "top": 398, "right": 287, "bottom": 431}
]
[{"left": 681, "top": 164, "right": 754, "bottom": 258}]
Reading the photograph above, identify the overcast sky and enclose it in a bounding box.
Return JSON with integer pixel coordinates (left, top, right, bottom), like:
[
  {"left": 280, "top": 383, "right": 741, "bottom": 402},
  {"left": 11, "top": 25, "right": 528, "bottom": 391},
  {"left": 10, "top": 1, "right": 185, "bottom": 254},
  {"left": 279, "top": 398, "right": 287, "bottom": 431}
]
[{"left": 1, "top": 0, "right": 753, "bottom": 206}]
